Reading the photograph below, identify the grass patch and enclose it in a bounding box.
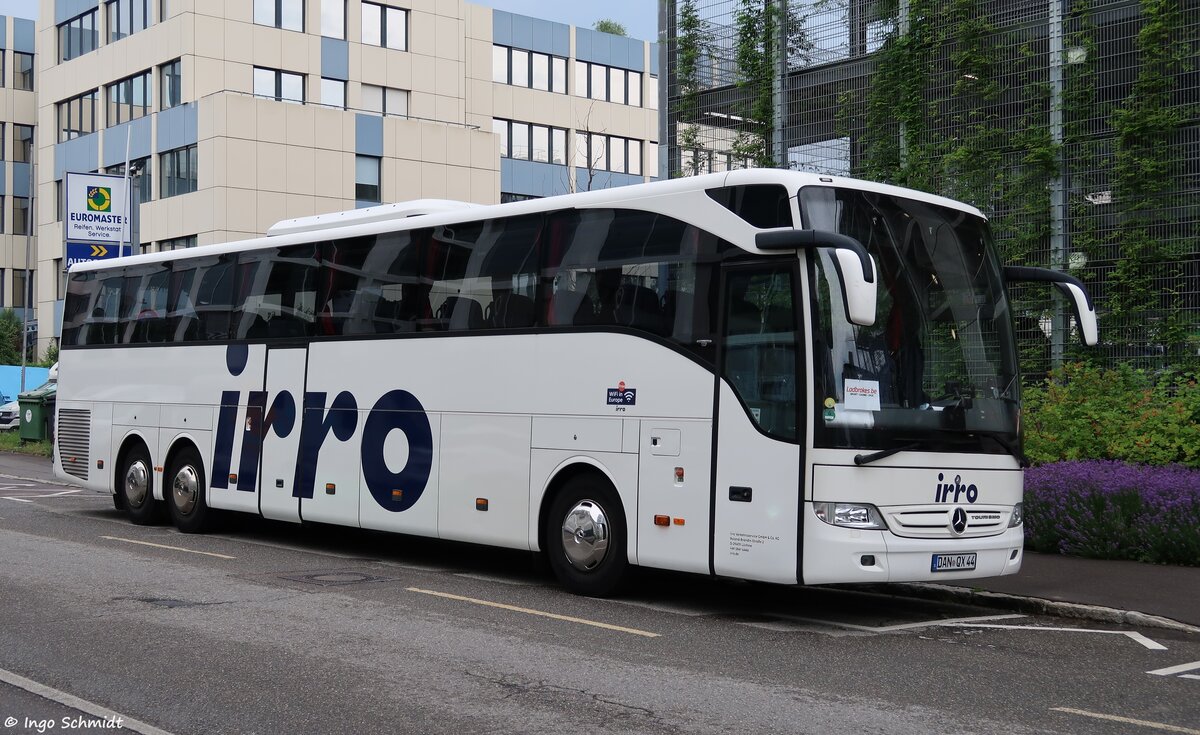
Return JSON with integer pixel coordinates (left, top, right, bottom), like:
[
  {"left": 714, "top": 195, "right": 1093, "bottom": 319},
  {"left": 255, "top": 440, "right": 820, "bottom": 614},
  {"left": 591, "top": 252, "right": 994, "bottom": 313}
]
[{"left": 0, "top": 431, "right": 53, "bottom": 457}]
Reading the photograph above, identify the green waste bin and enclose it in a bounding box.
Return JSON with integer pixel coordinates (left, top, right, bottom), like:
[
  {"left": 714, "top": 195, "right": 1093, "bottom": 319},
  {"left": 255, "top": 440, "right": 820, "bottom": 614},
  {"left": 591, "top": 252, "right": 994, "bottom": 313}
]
[{"left": 18, "top": 384, "right": 56, "bottom": 442}]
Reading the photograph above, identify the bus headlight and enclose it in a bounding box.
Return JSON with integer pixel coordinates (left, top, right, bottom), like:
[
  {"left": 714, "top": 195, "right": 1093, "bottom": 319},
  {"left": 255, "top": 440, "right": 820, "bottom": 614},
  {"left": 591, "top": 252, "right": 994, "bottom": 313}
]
[
  {"left": 813, "top": 502, "right": 888, "bottom": 530},
  {"left": 1008, "top": 502, "right": 1024, "bottom": 527}
]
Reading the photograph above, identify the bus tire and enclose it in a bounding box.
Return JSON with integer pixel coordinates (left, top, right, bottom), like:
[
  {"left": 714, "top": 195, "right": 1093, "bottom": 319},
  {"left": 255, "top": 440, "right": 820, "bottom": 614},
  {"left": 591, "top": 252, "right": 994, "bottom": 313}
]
[
  {"left": 119, "top": 442, "right": 160, "bottom": 525},
  {"left": 166, "top": 445, "right": 212, "bottom": 534},
  {"left": 545, "top": 475, "right": 628, "bottom": 597}
]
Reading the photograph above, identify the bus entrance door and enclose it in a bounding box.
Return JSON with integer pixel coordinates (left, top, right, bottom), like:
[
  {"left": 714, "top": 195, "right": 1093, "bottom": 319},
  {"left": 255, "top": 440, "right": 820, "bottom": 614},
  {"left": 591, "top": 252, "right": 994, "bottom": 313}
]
[
  {"left": 259, "top": 347, "right": 306, "bottom": 522},
  {"left": 711, "top": 263, "right": 804, "bottom": 584}
]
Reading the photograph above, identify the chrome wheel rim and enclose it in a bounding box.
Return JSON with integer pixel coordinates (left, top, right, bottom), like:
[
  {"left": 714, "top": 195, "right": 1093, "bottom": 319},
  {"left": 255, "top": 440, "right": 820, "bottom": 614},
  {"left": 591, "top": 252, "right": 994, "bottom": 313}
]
[
  {"left": 172, "top": 465, "right": 200, "bottom": 515},
  {"left": 124, "top": 460, "right": 150, "bottom": 507},
  {"left": 560, "top": 500, "right": 610, "bottom": 571}
]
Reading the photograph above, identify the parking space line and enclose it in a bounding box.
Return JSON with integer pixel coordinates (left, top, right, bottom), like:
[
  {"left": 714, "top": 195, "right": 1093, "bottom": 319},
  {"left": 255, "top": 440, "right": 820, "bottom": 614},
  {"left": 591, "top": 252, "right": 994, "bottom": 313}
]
[
  {"left": 1182, "top": 675, "right": 1200, "bottom": 681},
  {"left": 1148, "top": 661, "right": 1200, "bottom": 677},
  {"left": 0, "top": 666, "right": 177, "bottom": 735},
  {"left": 2, "top": 496, "right": 32, "bottom": 503},
  {"left": 408, "top": 587, "right": 660, "bottom": 638},
  {"left": 100, "top": 535, "right": 236, "bottom": 560},
  {"left": 942, "top": 623, "right": 1167, "bottom": 650},
  {"left": 1051, "top": 707, "right": 1200, "bottom": 734}
]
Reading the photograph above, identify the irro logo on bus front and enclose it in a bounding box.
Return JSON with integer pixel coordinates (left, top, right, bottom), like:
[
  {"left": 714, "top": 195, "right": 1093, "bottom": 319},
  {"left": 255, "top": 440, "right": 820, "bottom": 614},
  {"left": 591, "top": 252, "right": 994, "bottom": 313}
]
[{"left": 934, "top": 473, "right": 979, "bottom": 503}]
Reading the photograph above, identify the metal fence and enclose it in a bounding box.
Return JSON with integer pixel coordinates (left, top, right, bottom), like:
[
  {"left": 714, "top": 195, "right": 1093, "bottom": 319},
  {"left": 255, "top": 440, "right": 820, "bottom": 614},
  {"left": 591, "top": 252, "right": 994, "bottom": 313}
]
[{"left": 662, "top": 0, "right": 1200, "bottom": 379}]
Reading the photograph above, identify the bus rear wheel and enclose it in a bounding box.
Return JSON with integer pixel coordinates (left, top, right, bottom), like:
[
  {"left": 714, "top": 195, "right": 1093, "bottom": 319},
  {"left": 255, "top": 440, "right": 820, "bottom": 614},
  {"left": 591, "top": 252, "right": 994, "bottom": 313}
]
[
  {"left": 545, "top": 476, "right": 628, "bottom": 597},
  {"left": 119, "top": 442, "right": 160, "bottom": 525},
  {"left": 167, "top": 446, "right": 212, "bottom": 534}
]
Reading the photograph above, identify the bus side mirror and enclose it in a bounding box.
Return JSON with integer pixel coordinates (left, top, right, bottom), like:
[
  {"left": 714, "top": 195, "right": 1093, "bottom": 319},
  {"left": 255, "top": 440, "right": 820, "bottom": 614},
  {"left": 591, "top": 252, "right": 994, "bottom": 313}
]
[
  {"left": 756, "top": 229, "right": 878, "bottom": 326},
  {"left": 1003, "top": 266, "right": 1098, "bottom": 346}
]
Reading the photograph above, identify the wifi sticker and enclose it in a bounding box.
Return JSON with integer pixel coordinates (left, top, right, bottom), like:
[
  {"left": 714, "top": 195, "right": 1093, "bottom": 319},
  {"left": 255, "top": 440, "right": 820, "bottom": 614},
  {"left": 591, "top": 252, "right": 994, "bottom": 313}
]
[{"left": 606, "top": 381, "right": 637, "bottom": 405}]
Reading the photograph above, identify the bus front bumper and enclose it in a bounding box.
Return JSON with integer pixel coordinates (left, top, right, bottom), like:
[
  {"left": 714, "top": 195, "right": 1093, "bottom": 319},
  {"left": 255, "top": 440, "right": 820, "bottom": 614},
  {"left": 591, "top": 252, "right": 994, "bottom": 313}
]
[{"left": 801, "top": 511, "right": 1024, "bottom": 585}]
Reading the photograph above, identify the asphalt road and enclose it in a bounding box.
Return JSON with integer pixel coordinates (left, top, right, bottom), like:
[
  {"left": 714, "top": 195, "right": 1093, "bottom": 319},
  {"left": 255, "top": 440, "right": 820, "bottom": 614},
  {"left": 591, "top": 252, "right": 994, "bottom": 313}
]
[{"left": 0, "top": 477, "right": 1197, "bottom": 735}]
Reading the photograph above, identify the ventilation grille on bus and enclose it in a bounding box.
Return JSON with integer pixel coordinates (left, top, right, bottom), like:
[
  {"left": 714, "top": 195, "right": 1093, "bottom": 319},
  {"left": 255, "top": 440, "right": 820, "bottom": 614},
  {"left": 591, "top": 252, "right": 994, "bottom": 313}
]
[{"left": 57, "top": 408, "right": 91, "bottom": 481}]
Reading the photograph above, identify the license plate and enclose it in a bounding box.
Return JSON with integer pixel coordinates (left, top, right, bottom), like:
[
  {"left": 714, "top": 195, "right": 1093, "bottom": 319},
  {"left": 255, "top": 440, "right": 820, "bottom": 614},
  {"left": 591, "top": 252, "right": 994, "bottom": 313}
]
[{"left": 931, "top": 552, "right": 977, "bottom": 572}]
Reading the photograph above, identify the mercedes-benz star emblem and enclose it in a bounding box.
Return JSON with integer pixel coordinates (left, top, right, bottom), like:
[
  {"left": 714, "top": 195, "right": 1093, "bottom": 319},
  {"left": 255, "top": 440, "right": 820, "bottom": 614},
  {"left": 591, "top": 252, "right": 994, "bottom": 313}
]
[{"left": 951, "top": 507, "right": 969, "bottom": 535}]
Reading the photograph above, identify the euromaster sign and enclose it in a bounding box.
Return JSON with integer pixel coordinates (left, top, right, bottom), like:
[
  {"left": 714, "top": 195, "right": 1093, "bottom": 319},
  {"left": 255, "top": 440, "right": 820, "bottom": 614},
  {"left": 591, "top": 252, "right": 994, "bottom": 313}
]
[{"left": 65, "top": 172, "right": 130, "bottom": 244}]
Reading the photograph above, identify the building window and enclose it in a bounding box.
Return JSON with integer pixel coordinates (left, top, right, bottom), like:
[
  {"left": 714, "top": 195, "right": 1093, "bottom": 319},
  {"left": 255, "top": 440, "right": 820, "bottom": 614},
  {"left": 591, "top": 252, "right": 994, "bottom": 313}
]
[
  {"left": 0, "top": 197, "right": 4, "bottom": 232},
  {"left": 254, "top": 0, "right": 304, "bottom": 31},
  {"left": 360, "top": 84, "right": 408, "bottom": 117},
  {"left": 106, "top": 0, "right": 149, "bottom": 43},
  {"left": 13, "top": 197, "right": 31, "bottom": 236},
  {"left": 0, "top": 123, "right": 5, "bottom": 160},
  {"left": 362, "top": 2, "right": 406, "bottom": 51},
  {"left": 575, "top": 132, "right": 644, "bottom": 175},
  {"left": 161, "top": 145, "right": 197, "bottom": 198},
  {"left": 106, "top": 157, "right": 153, "bottom": 203},
  {"left": 13, "top": 269, "right": 33, "bottom": 308},
  {"left": 160, "top": 0, "right": 178, "bottom": 20},
  {"left": 159, "top": 235, "right": 197, "bottom": 251},
  {"left": 107, "top": 70, "right": 152, "bottom": 126},
  {"left": 647, "top": 75, "right": 658, "bottom": 110},
  {"left": 13, "top": 52, "right": 33, "bottom": 91},
  {"left": 355, "top": 155, "right": 381, "bottom": 202},
  {"left": 321, "top": 0, "right": 345, "bottom": 39},
  {"left": 57, "top": 90, "right": 98, "bottom": 142},
  {"left": 8, "top": 124, "right": 23, "bottom": 164},
  {"left": 492, "top": 46, "right": 567, "bottom": 94},
  {"left": 58, "top": 10, "right": 98, "bottom": 62},
  {"left": 161, "top": 59, "right": 182, "bottom": 109},
  {"left": 321, "top": 78, "right": 346, "bottom": 109},
  {"left": 574, "top": 60, "right": 642, "bottom": 106},
  {"left": 253, "top": 67, "right": 305, "bottom": 104},
  {"left": 495, "top": 120, "right": 567, "bottom": 165},
  {"left": 500, "top": 192, "right": 539, "bottom": 204}
]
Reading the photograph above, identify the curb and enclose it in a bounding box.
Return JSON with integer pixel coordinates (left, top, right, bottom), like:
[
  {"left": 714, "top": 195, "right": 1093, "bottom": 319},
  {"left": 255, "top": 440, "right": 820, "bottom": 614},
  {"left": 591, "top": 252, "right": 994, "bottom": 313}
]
[
  {"left": 0, "top": 472, "right": 60, "bottom": 486},
  {"left": 889, "top": 582, "right": 1200, "bottom": 635}
]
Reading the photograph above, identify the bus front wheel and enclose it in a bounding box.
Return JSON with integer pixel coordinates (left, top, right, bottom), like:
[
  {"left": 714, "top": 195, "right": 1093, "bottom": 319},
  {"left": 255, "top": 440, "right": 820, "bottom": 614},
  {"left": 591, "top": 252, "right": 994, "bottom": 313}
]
[
  {"left": 119, "top": 442, "right": 160, "bottom": 525},
  {"left": 545, "top": 476, "right": 628, "bottom": 597},
  {"left": 167, "top": 446, "right": 212, "bottom": 534}
]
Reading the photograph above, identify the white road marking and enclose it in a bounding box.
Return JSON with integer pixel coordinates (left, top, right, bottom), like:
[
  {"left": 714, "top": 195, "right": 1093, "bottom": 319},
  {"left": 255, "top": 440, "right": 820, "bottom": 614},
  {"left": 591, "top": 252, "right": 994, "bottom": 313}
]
[
  {"left": 741, "top": 612, "right": 1027, "bottom": 634},
  {"left": 1148, "top": 661, "right": 1200, "bottom": 676},
  {"left": 942, "top": 623, "right": 1167, "bottom": 650},
  {"left": 1051, "top": 707, "right": 1200, "bottom": 734},
  {"left": 604, "top": 598, "right": 713, "bottom": 617},
  {"left": 0, "top": 666, "right": 177, "bottom": 735},
  {"left": 2, "top": 496, "right": 32, "bottom": 503},
  {"left": 38, "top": 488, "right": 82, "bottom": 497},
  {"left": 1182, "top": 675, "right": 1200, "bottom": 681},
  {"left": 100, "top": 535, "right": 236, "bottom": 560},
  {"left": 408, "top": 587, "right": 660, "bottom": 638}
]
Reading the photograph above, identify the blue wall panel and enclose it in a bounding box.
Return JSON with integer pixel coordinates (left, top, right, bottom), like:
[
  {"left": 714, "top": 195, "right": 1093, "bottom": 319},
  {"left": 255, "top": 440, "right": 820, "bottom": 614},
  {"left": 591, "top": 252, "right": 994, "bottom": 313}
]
[
  {"left": 55, "top": 0, "right": 98, "bottom": 25},
  {"left": 54, "top": 134, "right": 100, "bottom": 180},
  {"left": 13, "top": 18, "right": 34, "bottom": 52},
  {"left": 156, "top": 103, "right": 197, "bottom": 153},
  {"left": 355, "top": 114, "right": 383, "bottom": 156},
  {"left": 493, "top": 10, "right": 568, "bottom": 56},
  {"left": 576, "top": 28, "right": 645, "bottom": 72},
  {"left": 11, "top": 163, "right": 32, "bottom": 197},
  {"left": 501, "top": 159, "right": 571, "bottom": 198},
  {"left": 103, "top": 117, "right": 153, "bottom": 168},
  {"left": 0, "top": 16, "right": 7, "bottom": 49},
  {"left": 321, "top": 37, "right": 349, "bottom": 81}
]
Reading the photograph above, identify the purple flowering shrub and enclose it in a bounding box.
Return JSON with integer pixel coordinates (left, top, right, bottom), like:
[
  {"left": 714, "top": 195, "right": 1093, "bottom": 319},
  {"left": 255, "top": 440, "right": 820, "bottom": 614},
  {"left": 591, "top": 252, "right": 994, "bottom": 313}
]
[{"left": 1024, "top": 460, "right": 1200, "bottom": 566}]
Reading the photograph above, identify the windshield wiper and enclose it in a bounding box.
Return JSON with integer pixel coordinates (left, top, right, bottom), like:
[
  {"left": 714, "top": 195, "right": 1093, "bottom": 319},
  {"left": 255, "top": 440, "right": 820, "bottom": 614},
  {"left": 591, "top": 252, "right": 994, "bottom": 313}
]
[{"left": 854, "top": 442, "right": 922, "bottom": 466}]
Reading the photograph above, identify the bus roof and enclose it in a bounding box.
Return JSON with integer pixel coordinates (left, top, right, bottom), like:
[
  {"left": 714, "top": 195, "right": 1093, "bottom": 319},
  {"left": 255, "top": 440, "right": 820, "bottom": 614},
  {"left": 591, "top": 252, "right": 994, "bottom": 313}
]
[{"left": 68, "top": 170, "right": 986, "bottom": 274}]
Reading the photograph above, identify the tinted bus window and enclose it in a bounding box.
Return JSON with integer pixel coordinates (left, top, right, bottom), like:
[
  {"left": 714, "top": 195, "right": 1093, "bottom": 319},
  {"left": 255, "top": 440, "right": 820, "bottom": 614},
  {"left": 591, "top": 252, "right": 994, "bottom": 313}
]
[
  {"left": 543, "top": 208, "right": 727, "bottom": 363},
  {"left": 62, "top": 271, "right": 98, "bottom": 346},
  {"left": 233, "top": 245, "right": 319, "bottom": 340},
  {"left": 194, "top": 255, "right": 236, "bottom": 341},
  {"left": 120, "top": 262, "right": 170, "bottom": 344}
]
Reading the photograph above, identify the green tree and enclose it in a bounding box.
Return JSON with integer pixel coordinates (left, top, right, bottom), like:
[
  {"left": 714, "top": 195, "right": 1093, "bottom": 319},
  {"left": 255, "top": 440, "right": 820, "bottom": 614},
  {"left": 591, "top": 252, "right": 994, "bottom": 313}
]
[
  {"left": 593, "top": 19, "right": 627, "bottom": 36},
  {"left": 0, "top": 309, "right": 23, "bottom": 366}
]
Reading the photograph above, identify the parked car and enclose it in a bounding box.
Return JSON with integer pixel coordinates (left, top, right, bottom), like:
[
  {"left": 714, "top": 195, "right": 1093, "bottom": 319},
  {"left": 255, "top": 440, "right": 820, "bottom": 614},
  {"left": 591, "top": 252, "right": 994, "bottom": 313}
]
[
  {"left": 1, "top": 364, "right": 58, "bottom": 431},
  {"left": 0, "top": 396, "right": 16, "bottom": 431}
]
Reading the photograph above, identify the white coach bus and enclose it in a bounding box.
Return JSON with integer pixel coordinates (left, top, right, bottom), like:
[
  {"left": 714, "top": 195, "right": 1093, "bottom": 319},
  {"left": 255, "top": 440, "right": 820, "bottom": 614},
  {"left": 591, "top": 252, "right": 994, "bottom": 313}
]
[{"left": 53, "top": 170, "right": 1096, "bottom": 595}]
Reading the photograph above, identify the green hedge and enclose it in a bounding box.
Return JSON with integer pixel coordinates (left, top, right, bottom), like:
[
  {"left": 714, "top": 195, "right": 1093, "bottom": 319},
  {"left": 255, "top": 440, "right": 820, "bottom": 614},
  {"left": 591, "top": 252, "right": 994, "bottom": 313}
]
[{"left": 1022, "top": 363, "right": 1200, "bottom": 467}]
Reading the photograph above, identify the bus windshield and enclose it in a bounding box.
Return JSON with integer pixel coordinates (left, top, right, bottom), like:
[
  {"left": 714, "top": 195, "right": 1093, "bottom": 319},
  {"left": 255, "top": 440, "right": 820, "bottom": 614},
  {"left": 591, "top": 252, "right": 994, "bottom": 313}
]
[{"left": 802, "top": 186, "right": 1020, "bottom": 456}]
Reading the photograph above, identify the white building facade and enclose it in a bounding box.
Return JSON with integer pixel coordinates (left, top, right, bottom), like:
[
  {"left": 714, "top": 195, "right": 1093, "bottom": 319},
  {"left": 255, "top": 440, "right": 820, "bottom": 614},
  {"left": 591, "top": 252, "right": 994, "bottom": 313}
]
[{"left": 33, "top": 0, "right": 659, "bottom": 352}]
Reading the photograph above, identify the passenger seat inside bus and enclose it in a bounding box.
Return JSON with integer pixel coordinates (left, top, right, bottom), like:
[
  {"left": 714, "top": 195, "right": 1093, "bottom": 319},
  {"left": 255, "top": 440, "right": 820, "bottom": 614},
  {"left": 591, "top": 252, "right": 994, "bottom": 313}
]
[
  {"left": 436, "top": 296, "right": 485, "bottom": 331},
  {"left": 488, "top": 291, "right": 536, "bottom": 328},
  {"left": 613, "top": 284, "right": 664, "bottom": 334}
]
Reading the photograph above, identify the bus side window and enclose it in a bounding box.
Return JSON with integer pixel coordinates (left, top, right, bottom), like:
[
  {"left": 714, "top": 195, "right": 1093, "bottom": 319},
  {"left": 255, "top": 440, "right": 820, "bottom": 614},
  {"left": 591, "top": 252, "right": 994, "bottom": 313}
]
[
  {"left": 62, "top": 271, "right": 97, "bottom": 346},
  {"left": 194, "top": 256, "right": 236, "bottom": 341}
]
